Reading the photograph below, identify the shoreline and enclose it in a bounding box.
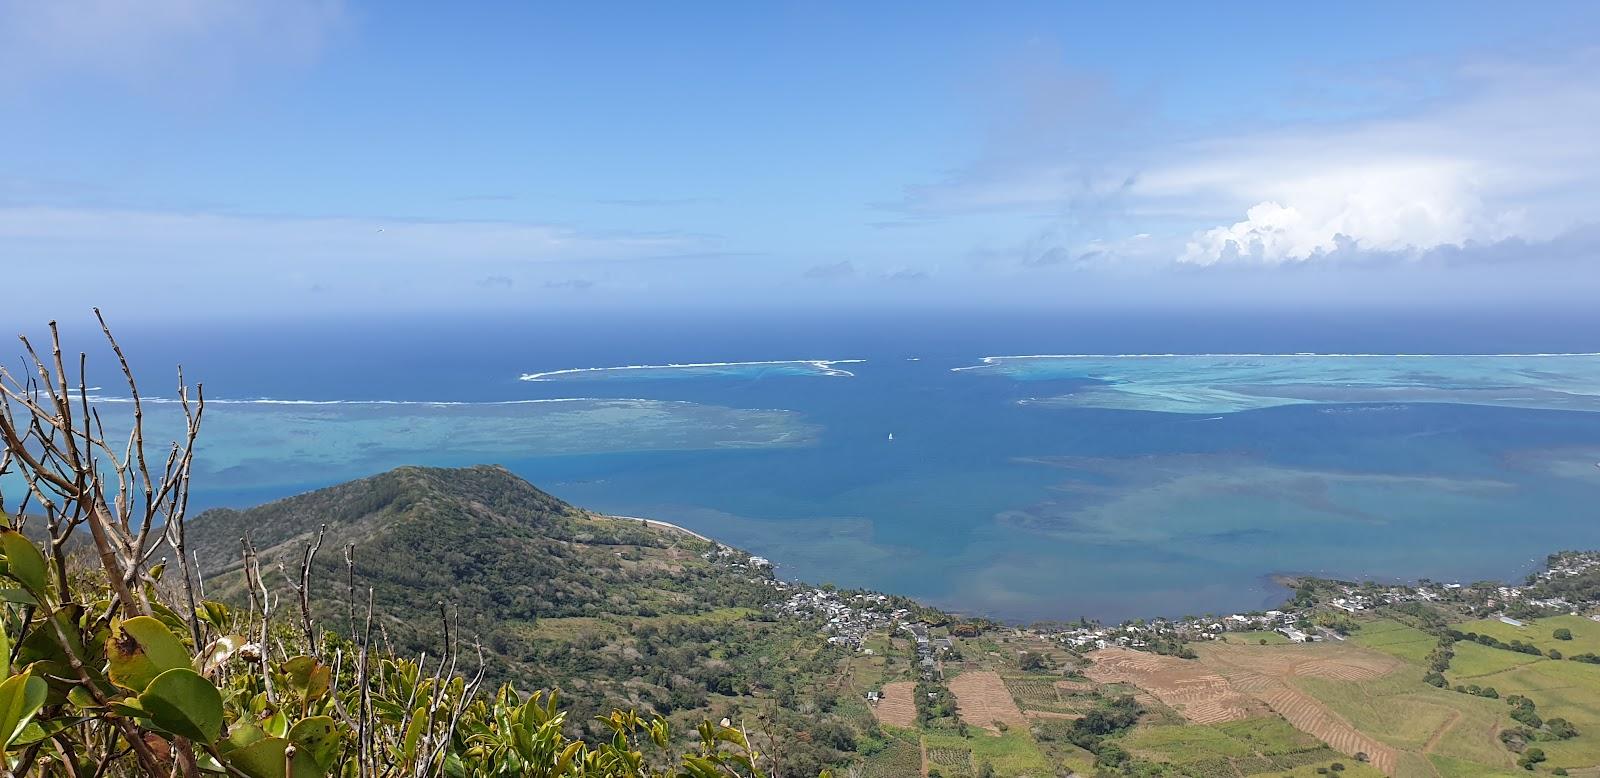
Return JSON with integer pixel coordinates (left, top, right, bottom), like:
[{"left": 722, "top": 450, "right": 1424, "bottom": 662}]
[{"left": 602, "top": 513, "right": 715, "bottom": 543}]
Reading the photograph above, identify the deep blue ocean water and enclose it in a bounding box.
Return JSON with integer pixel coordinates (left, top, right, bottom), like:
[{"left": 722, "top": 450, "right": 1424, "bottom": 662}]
[{"left": 16, "top": 308, "right": 1600, "bottom": 622}]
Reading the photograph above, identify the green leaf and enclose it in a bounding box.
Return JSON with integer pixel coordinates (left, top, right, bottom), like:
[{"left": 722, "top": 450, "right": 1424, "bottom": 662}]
[
  {"left": 222, "top": 736, "right": 325, "bottom": 778},
  {"left": 0, "top": 530, "right": 48, "bottom": 596},
  {"left": 11, "top": 715, "right": 88, "bottom": 747},
  {"left": 288, "top": 716, "right": 341, "bottom": 770},
  {"left": 138, "top": 668, "right": 223, "bottom": 745},
  {"left": 0, "top": 670, "right": 46, "bottom": 747},
  {"left": 109, "top": 699, "right": 146, "bottom": 718},
  {"left": 107, "top": 615, "right": 193, "bottom": 692},
  {"left": 197, "top": 601, "right": 232, "bottom": 632},
  {"left": 223, "top": 736, "right": 289, "bottom": 778},
  {"left": 0, "top": 588, "right": 37, "bottom": 607},
  {"left": 0, "top": 613, "right": 9, "bottom": 681},
  {"left": 262, "top": 708, "right": 288, "bottom": 738},
  {"left": 280, "top": 656, "right": 331, "bottom": 706},
  {"left": 400, "top": 706, "right": 427, "bottom": 767},
  {"left": 221, "top": 720, "right": 267, "bottom": 755}
]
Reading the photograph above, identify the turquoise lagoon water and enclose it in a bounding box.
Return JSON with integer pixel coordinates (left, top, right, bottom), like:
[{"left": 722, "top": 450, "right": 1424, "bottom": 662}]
[{"left": 8, "top": 314, "right": 1600, "bottom": 622}]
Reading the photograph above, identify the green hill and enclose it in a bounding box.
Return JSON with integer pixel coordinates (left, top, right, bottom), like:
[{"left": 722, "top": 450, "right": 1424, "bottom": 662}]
[{"left": 187, "top": 466, "right": 860, "bottom": 771}]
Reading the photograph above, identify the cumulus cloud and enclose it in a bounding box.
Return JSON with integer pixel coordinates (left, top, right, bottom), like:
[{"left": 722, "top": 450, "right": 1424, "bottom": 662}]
[
  {"left": 0, "top": 0, "right": 343, "bottom": 90},
  {"left": 911, "top": 49, "right": 1600, "bottom": 270},
  {"left": 1161, "top": 56, "right": 1600, "bottom": 264}
]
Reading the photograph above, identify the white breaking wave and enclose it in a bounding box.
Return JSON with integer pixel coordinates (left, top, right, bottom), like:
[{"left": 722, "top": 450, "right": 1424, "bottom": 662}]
[{"left": 519, "top": 359, "right": 866, "bottom": 381}]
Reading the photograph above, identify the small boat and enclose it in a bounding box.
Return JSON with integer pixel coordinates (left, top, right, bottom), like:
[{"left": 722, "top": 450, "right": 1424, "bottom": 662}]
[{"left": 888, "top": 432, "right": 894, "bottom": 441}]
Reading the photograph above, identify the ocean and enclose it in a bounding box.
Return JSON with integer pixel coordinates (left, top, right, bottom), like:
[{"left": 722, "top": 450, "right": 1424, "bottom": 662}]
[{"left": 13, "top": 307, "right": 1600, "bottom": 622}]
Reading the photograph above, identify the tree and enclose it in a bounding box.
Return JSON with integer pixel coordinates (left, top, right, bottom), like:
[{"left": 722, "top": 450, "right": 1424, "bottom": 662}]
[
  {"left": 1553, "top": 628, "right": 1574, "bottom": 641},
  {"left": 1546, "top": 718, "right": 1580, "bottom": 740}
]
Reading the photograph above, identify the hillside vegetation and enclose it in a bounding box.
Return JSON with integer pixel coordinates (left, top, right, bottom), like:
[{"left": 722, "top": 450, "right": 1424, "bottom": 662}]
[
  {"left": 187, "top": 465, "right": 869, "bottom": 773},
  {"left": 4, "top": 316, "right": 1599, "bottom": 778}
]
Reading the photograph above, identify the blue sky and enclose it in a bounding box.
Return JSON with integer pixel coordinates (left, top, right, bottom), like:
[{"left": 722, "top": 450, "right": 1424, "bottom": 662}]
[{"left": 3, "top": 1, "right": 1600, "bottom": 321}]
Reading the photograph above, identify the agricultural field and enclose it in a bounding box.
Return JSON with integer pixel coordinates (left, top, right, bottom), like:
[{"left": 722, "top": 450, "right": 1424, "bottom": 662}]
[
  {"left": 923, "top": 739, "right": 974, "bottom": 776},
  {"left": 1087, "top": 646, "right": 1268, "bottom": 723},
  {"left": 924, "top": 730, "right": 1051, "bottom": 777},
  {"left": 1001, "top": 674, "right": 1097, "bottom": 716},
  {"left": 1427, "top": 754, "right": 1532, "bottom": 778},
  {"left": 843, "top": 620, "right": 1599, "bottom": 776},
  {"left": 1455, "top": 615, "right": 1600, "bottom": 656},
  {"left": 871, "top": 680, "right": 919, "bottom": 728},
  {"left": 948, "top": 670, "right": 1028, "bottom": 732},
  {"left": 1448, "top": 641, "right": 1545, "bottom": 678},
  {"left": 859, "top": 728, "right": 923, "bottom": 778},
  {"left": 1227, "top": 630, "right": 1294, "bottom": 645},
  {"left": 1265, "top": 761, "right": 1390, "bottom": 778},
  {"left": 1350, "top": 619, "right": 1441, "bottom": 666},
  {"left": 1123, "top": 716, "right": 1345, "bottom": 776},
  {"left": 1447, "top": 650, "right": 1600, "bottom": 770},
  {"left": 1293, "top": 670, "right": 1513, "bottom": 771}
]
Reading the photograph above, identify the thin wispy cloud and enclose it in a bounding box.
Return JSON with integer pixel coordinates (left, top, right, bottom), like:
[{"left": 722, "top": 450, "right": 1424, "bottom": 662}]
[
  {"left": 0, "top": 206, "right": 705, "bottom": 266},
  {"left": 802, "top": 261, "right": 856, "bottom": 280},
  {"left": 0, "top": 0, "right": 343, "bottom": 92}
]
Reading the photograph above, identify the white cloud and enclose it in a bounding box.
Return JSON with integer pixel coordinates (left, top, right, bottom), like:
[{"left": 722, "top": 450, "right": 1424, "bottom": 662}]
[
  {"left": 911, "top": 50, "right": 1600, "bottom": 269},
  {"left": 0, "top": 0, "right": 342, "bottom": 89},
  {"left": 1158, "top": 55, "right": 1600, "bottom": 264},
  {"left": 1179, "top": 160, "right": 1500, "bottom": 264}
]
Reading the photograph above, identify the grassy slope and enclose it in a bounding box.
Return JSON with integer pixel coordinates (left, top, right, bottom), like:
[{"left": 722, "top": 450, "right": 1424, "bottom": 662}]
[
  {"left": 1448, "top": 649, "right": 1600, "bottom": 770},
  {"left": 1350, "top": 619, "right": 1440, "bottom": 665},
  {"left": 1456, "top": 615, "right": 1600, "bottom": 655},
  {"left": 1227, "top": 630, "right": 1294, "bottom": 645},
  {"left": 1297, "top": 662, "right": 1513, "bottom": 767},
  {"left": 1450, "top": 642, "right": 1545, "bottom": 677},
  {"left": 1123, "top": 716, "right": 1350, "bottom": 777}
]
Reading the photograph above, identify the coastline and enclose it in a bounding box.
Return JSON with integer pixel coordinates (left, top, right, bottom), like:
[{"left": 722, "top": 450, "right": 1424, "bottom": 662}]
[{"left": 602, "top": 513, "right": 715, "bottom": 543}]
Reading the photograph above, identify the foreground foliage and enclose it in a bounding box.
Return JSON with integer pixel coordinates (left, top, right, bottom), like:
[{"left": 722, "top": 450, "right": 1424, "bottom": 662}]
[{"left": 0, "top": 314, "right": 797, "bottom": 777}]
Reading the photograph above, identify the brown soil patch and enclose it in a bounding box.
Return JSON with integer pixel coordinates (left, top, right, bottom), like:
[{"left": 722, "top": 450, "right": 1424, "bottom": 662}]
[
  {"left": 1199, "top": 641, "right": 1404, "bottom": 681},
  {"left": 1084, "top": 647, "right": 1266, "bottom": 724},
  {"left": 871, "top": 681, "right": 917, "bottom": 728},
  {"left": 947, "top": 671, "right": 1027, "bottom": 733}
]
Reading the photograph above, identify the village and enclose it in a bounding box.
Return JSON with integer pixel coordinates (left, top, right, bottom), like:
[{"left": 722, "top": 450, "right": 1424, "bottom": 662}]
[
  {"left": 1030, "top": 550, "right": 1600, "bottom": 652},
  {"left": 711, "top": 538, "right": 1600, "bottom": 662}
]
